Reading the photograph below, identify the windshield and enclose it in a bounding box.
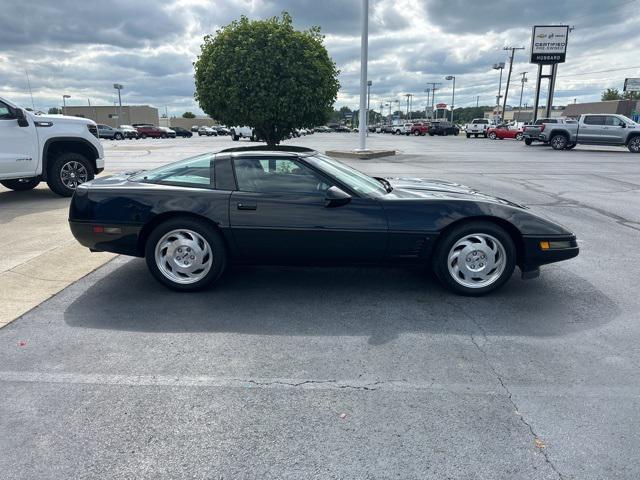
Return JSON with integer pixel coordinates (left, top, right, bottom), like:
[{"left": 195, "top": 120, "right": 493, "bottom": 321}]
[{"left": 306, "top": 154, "right": 388, "bottom": 197}]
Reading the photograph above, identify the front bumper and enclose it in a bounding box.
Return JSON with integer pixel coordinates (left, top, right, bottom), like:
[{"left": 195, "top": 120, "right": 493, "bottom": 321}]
[
  {"left": 69, "top": 221, "right": 143, "bottom": 257},
  {"left": 520, "top": 234, "right": 579, "bottom": 273}
]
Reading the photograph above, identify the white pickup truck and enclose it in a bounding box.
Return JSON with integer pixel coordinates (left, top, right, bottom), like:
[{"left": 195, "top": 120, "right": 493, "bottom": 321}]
[
  {"left": 230, "top": 126, "right": 257, "bottom": 141},
  {"left": 0, "top": 96, "right": 104, "bottom": 196},
  {"left": 465, "top": 118, "right": 491, "bottom": 138}
]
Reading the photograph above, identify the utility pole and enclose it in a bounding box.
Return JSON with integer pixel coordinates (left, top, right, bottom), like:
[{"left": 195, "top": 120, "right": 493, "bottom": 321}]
[
  {"left": 476, "top": 95, "right": 479, "bottom": 108},
  {"left": 425, "top": 82, "right": 441, "bottom": 119},
  {"left": 501, "top": 46, "right": 525, "bottom": 123},
  {"left": 404, "top": 93, "right": 413, "bottom": 120},
  {"left": 356, "top": 0, "right": 369, "bottom": 151},
  {"left": 445, "top": 76, "right": 455, "bottom": 123},
  {"left": 518, "top": 72, "right": 528, "bottom": 116},
  {"left": 113, "top": 83, "right": 124, "bottom": 127},
  {"left": 424, "top": 89, "right": 431, "bottom": 119},
  {"left": 493, "top": 63, "right": 505, "bottom": 122}
]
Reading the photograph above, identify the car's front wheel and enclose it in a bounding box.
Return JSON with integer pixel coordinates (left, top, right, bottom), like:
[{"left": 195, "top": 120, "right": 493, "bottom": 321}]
[
  {"left": 114, "top": 133, "right": 123, "bottom": 140},
  {"left": 145, "top": 217, "right": 227, "bottom": 291},
  {"left": 46, "top": 152, "right": 94, "bottom": 197},
  {"left": 488, "top": 132, "right": 497, "bottom": 140},
  {"left": 628, "top": 136, "right": 640, "bottom": 153},
  {"left": 433, "top": 221, "right": 516, "bottom": 296},
  {"left": 515, "top": 133, "right": 524, "bottom": 141},
  {"left": 1, "top": 177, "right": 40, "bottom": 191}
]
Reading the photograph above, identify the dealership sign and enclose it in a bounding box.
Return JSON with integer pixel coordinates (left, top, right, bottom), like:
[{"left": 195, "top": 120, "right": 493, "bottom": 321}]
[
  {"left": 624, "top": 78, "right": 640, "bottom": 92},
  {"left": 530, "top": 25, "right": 569, "bottom": 64}
]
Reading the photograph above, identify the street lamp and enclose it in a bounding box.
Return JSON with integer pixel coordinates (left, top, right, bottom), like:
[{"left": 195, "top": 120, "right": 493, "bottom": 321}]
[
  {"left": 113, "top": 83, "right": 124, "bottom": 128},
  {"left": 356, "top": 0, "right": 369, "bottom": 151},
  {"left": 445, "top": 76, "right": 455, "bottom": 123},
  {"left": 493, "top": 62, "right": 505, "bottom": 122},
  {"left": 62, "top": 94, "right": 70, "bottom": 115},
  {"left": 366, "top": 80, "right": 372, "bottom": 136}
]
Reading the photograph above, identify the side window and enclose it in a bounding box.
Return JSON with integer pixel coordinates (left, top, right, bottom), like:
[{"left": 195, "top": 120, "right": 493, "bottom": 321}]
[
  {"left": 234, "top": 157, "right": 332, "bottom": 194},
  {"left": 0, "top": 102, "right": 14, "bottom": 120},
  {"left": 584, "top": 115, "right": 605, "bottom": 125},
  {"left": 605, "top": 116, "right": 625, "bottom": 127}
]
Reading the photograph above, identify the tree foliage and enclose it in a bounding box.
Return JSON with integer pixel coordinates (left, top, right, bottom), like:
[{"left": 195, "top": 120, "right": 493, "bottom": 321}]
[
  {"left": 48, "top": 107, "right": 61, "bottom": 114},
  {"left": 182, "top": 111, "right": 196, "bottom": 118},
  {"left": 601, "top": 88, "right": 640, "bottom": 101},
  {"left": 194, "top": 13, "right": 340, "bottom": 145}
]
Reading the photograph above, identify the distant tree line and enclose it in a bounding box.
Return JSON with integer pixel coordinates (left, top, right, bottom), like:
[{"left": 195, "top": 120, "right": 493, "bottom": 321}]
[{"left": 601, "top": 88, "right": 640, "bottom": 101}]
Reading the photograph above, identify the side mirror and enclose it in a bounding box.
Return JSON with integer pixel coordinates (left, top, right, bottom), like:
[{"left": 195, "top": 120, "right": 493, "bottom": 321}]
[
  {"left": 324, "top": 186, "right": 351, "bottom": 208},
  {"left": 14, "top": 108, "right": 29, "bottom": 127},
  {"left": 621, "top": 123, "right": 627, "bottom": 128}
]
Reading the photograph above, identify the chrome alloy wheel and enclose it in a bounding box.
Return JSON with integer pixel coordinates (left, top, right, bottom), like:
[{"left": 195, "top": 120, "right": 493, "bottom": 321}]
[
  {"left": 447, "top": 233, "right": 507, "bottom": 289},
  {"left": 60, "top": 161, "right": 89, "bottom": 189},
  {"left": 154, "top": 229, "right": 213, "bottom": 284}
]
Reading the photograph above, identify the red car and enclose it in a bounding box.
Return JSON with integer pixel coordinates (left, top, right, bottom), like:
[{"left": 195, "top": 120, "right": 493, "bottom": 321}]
[
  {"left": 487, "top": 124, "right": 524, "bottom": 141},
  {"left": 135, "top": 125, "right": 165, "bottom": 139},
  {"left": 410, "top": 122, "right": 430, "bottom": 136}
]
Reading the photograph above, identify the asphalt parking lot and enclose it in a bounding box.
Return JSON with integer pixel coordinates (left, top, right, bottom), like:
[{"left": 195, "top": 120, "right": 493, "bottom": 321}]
[{"left": 2, "top": 133, "right": 640, "bottom": 479}]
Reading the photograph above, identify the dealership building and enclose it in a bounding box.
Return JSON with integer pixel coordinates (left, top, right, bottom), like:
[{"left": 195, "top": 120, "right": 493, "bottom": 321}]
[
  {"left": 64, "top": 105, "right": 159, "bottom": 127},
  {"left": 563, "top": 99, "right": 640, "bottom": 121}
]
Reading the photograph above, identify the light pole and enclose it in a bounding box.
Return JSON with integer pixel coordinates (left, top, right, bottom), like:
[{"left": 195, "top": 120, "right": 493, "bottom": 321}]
[
  {"left": 501, "top": 46, "right": 524, "bottom": 123},
  {"left": 445, "top": 76, "right": 455, "bottom": 123},
  {"left": 493, "top": 62, "right": 505, "bottom": 122},
  {"left": 518, "top": 72, "right": 528, "bottom": 115},
  {"left": 62, "top": 94, "right": 70, "bottom": 115},
  {"left": 366, "top": 80, "right": 372, "bottom": 136},
  {"left": 356, "top": 0, "right": 369, "bottom": 151},
  {"left": 113, "top": 83, "right": 124, "bottom": 128}
]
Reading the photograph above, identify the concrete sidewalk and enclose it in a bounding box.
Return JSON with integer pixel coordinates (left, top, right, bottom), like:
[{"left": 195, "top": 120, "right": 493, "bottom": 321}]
[{"left": 0, "top": 185, "right": 114, "bottom": 328}]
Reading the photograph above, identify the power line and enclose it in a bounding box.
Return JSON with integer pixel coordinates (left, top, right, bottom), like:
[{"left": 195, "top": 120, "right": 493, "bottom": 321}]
[{"left": 557, "top": 66, "right": 640, "bottom": 78}]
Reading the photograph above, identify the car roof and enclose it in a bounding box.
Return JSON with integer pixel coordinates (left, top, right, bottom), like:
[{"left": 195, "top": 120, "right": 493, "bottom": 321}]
[{"left": 218, "top": 145, "right": 317, "bottom": 157}]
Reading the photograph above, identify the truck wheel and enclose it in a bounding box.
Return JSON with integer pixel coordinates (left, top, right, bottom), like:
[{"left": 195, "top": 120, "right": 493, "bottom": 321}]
[
  {"left": 550, "top": 134, "right": 568, "bottom": 150},
  {"left": 628, "top": 136, "right": 640, "bottom": 153},
  {"left": 1, "top": 177, "right": 40, "bottom": 191},
  {"left": 474, "top": 134, "right": 478, "bottom": 138},
  {"left": 483, "top": 133, "right": 488, "bottom": 138},
  {"left": 46, "top": 152, "right": 94, "bottom": 197},
  {"left": 466, "top": 133, "right": 471, "bottom": 138},
  {"left": 141, "top": 133, "right": 147, "bottom": 139},
  {"left": 524, "top": 138, "right": 532, "bottom": 146},
  {"left": 395, "top": 129, "right": 401, "bottom": 135}
]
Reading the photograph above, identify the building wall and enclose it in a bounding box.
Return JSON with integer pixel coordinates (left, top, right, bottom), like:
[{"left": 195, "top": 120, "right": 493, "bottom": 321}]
[
  {"left": 563, "top": 100, "right": 639, "bottom": 118},
  {"left": 64, "top": 105, "right": 159, "bottom": 127},
  {"left": 167, "top": 117, "right": 217, "bottom": 129}
]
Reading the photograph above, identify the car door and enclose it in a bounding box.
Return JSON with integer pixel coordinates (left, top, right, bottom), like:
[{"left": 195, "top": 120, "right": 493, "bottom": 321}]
[
  {"left": 580, "top": 115, "right": 606, "bottom": 143},
  {"left": 229, "top": 156, "right": 388, "bottom": 263},
  {"left": 603, "top": 116, "right": 627, "bottom": 144},
  {"left": 0, "top": 101, "right": 38, "bottom": 178}
]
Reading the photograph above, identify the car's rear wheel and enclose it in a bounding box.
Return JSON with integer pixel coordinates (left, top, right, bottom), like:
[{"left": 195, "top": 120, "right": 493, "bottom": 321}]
[
  {"left": 524, "top": 138, "right": 532, "bottom": 145},
  {"left": 46, "top": 152, "right": 94, "bottom": 197},
  {"left": 628, "top": 136, "right": 640, "bottom": 153},
  {"left": 466, "top": 133, "right": 471, "bottom": 138},
  {"left": 141, "top": 133, "right": 147, "bottom": 139},
  {"left": 414, "top": 130, "right": 421, "bottom": 136},
  {"left": 1, "top": 177, "right": 40, "bottom": 191},
  {"left": 550, "top": 134, "right": 568, "bottom": 150},
  {"left": 515, "top": 133, "right": 524, "bottom": 141},
  {"left": 145, "top": 217, "right": 227, "bottom": 292},
  {"left": 433, "top": 221, "right": 516, "bottom": 296},
  {"left": 488, "top": 132, "right": 497, "bottom": 139}
]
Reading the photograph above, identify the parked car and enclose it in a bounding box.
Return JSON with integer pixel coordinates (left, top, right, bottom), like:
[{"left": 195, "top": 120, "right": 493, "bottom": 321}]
[
  {"left": 0, "top": 95, "right": 104, "bottom": 196},
  {"left": 429, "top": 121, "right": 459, "bottom": 136},
  {"left": 69, "top": 145, "right": 578, "bottom": 296},
  {"left": 393, "top": 123, "right": 413, "bottom": 135},
  {"left": 410, "top": 122, "right": 430, "bottom": 136},
  {"left": 171, "top": 126, "right": 193, "bottom": 138},
  {"left": 538, "top": 114, "right": 640, "bottom": 152},
  {"left": 198, "top": 126, "right": 217, "bottom": 136},
  {"left": 215, "top": 126, "right": 230, "bottom": 136},
  {"left": 522, "top": 118, "right": 576, "bottom": 145},
  {"left": 465, "top": 118, "right": 491, "bottom": 138},
  {"left": 487, "top": 124, "right": 524, "bottom": 141},
  {"left": 315, "top": 125, "right": 332, "bottom": 133},
  {"left": 158, "top": 127, "right": 176, "bottom": 138},
  {"left": 97, "top": 124, "right": 125, "bottom": 140},
  {"left": 119, "top": 124, "right": 139, "bottom": 139},
  {"left": 381, "top": 124, "right": 396, "bottom": 133},
  {"left": 332, "top": 125, "right": 352, "bottom": 133},
  {"left": 135, "top": 125, "right": 164, "bottom": 139},
  {"left": 231, "top": 126, "right": 257, "bottom": 140}
]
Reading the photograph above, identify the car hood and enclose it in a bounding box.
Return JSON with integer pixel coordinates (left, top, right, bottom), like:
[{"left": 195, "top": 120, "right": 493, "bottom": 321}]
[{"left": 385, "top": 177, "right": 526, "bottom": 208}]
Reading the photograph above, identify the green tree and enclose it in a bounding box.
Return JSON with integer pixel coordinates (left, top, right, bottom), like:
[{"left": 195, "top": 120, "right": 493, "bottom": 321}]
[
  {"left": 182, "top": 111, "right": 196, "bottom": 118},
  {"left": 48, "top": 107, "right": 61, "bottom": 114},
  {"left": 194, "top": 13, "right": 340, "bottom": 145},
  {"left": 601, "top": 88, "right": 622, "bottom": 101}
]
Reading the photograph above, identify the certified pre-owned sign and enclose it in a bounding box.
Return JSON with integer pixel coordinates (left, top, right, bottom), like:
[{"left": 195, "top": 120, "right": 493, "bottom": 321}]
[{"left": 530, "top": 25, "right": 569, "bottom": 64}]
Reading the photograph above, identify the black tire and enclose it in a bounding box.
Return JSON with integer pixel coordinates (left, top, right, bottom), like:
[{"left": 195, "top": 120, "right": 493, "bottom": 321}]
[
  {"left": 395, "top": 129, "right": 401, "bottom": 135},
  {"left": 483, "top": 133, "right": 488, "bottom": 138},
  {"left": 1, "top": 177, "right": 40, "bottom": 191},
  {"left": 550, "top": 134, "right": 568, "bottom": 150},
  {"left": 141, "top": 133, "right": 147, "bottom": 139},
  {"left": 429, "top": 132, "right": 434, "bottom": 136},
  {"left": 515, "top": 133, "right": 524, "bottom": 141},
  {"left": 232, "top": 134, "right": 239, "bottom": 141},
  {"left": 524, "top": 138, "right": 532, "bottom": 146},
  {"left": 114, "top": 133, "right": 123, "bottom": 140},
  {"left": 466, "top": 133, "right": 471, "bottom": 138},
  {"left": 432, "top": 221, "right": 516, "bottom": 296},
  {"left": 628, "top": 136, "right": 640, "bottom": 153},
  {"left": 145, "top": 217, "right": 227, "bottom": 292},
  {"left": 488, "top": 132, "right": 497, "bottom": 140},
  {"left": 474, "top": 134, "right": 478, "bottom": 138},
  {"left": 415, "top": 130, "right": 421, "bottom": 136},
  {"left": 46, "top": 152, "right": 94, "bottom": 197}
]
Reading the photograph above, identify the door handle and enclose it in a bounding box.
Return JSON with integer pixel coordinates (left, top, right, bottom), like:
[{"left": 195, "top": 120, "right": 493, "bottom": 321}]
[{"left": 237, "top": 202, "right": 257, "bottom": 210}]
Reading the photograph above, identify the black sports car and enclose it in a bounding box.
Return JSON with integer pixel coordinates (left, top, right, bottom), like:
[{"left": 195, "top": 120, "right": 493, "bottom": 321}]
[{"left": 69, "top": 146, "right": 578, "bottom": 295}]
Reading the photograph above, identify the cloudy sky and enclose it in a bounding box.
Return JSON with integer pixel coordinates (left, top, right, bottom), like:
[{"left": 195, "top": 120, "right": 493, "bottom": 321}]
[{"left": 1, "top": 0, "right": 639, "bottom": 116}]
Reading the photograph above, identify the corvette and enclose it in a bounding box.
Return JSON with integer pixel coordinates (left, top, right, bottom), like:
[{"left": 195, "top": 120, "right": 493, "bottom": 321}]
[{"left": 69, "top": 146, "right": 578, "bottom": 295}]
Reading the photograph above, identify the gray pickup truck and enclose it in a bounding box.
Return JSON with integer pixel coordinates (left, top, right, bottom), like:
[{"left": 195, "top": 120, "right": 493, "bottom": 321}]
[
  {"left": 522, "top": 118, "right": 576, "bottom": 145},
  {"left": 539, "top": 114, "right": 640, "bottom": 152}
]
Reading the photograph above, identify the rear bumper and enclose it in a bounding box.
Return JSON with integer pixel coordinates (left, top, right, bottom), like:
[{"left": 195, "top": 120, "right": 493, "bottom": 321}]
[
  {"left": 69, "top": 221, "right": 142, "bottom": 257},
  {"left": 520, "top": 234, "right": 579, "bottom": 272}
]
